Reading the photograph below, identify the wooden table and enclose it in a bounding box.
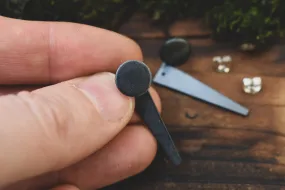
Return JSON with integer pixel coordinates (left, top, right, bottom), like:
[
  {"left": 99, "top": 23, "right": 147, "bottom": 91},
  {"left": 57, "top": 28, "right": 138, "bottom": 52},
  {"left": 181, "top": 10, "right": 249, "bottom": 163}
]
[{"left": 104, "top": 13, "right": 285, "bottom": 190}]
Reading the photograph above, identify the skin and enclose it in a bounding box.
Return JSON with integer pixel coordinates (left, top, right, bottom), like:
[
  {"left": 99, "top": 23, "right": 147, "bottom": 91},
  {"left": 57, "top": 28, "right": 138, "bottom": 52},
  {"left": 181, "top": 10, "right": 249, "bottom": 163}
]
[{"left": 0, "top": 16, "right": 161, "bottom": 190}]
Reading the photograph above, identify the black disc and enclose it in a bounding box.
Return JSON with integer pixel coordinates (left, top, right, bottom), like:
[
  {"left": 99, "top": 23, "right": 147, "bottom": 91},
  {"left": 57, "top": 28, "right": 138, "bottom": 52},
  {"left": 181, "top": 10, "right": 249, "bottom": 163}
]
[
  {"left": 115, "top": 60, "right": 152, "bottom": 97},
  {"left": 159, "top": 37, "right": 191, "bottom": 66}
]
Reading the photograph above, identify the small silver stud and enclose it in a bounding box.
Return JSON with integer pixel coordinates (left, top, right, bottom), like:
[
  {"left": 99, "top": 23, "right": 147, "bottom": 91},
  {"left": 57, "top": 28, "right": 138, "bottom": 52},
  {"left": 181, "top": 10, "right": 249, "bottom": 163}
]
[
  {"left": 213, "top": 56, "right": 222, "bottom": 63},
  {"left": 222, "top": 55, "right": 232, "bottom": 63},
  {"left": 223, "top": 67, "right": 230, "bottom": 73},
  {"left": 240, "top": 43, "right": 256, "bottom": 51},
  {"left": 243, "top": 77, "right": 262, "bottom": 94},
  {"left": 213, "top": 55, "right": 231, "bottom": 73}
]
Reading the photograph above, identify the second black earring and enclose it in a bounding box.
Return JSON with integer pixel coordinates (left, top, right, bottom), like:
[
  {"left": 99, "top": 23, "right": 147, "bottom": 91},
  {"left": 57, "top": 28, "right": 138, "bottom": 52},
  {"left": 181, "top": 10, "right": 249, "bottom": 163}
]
[{"left": 115, "top": 60, "right": 182, "bottom": 165}]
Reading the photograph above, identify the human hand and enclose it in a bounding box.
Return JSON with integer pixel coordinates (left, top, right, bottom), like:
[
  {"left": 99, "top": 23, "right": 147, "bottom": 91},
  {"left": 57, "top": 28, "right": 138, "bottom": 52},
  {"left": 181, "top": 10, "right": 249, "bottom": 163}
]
[{"left": 0, "top": 16, "right": 160, "bottom": 190}]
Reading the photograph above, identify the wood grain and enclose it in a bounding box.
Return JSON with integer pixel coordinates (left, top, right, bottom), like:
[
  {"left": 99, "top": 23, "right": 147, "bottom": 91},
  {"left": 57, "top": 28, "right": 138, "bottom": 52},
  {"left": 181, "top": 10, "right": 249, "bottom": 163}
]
[
  {"left": 105, "top": 13, "right": 285, "bottom": 190},
  {"left": 119, "top": 13, "right": 211, "bottom": 39},
  {"left": 130, "top": 183, "right": 285, "bottom": 190}
]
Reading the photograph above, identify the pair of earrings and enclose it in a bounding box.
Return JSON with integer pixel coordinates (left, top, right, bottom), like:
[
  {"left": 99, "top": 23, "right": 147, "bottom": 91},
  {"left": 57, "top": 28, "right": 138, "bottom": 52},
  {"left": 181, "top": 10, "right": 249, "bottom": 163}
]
[
  {"left": 213, "top": 56, "right": 262, "bottom": 95},
  {"left": 114, "top": 38, "right": 256, "bottom": 166},
  {"left": 213, "top": 55, "right": 231, "bottom": 73}
]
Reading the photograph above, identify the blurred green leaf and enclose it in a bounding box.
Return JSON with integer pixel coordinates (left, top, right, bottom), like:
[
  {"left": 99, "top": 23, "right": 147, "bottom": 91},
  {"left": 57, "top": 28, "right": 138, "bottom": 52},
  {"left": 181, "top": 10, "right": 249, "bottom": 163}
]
[{"left": 1, "top": 0, "right": 285, "bottom": 49}]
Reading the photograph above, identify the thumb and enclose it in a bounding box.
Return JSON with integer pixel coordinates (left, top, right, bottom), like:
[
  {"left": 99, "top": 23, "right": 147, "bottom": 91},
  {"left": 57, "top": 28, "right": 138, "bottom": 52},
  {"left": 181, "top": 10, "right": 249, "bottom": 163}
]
[{"left": 0, "top": 72, "right": 134, "bottom": 187}]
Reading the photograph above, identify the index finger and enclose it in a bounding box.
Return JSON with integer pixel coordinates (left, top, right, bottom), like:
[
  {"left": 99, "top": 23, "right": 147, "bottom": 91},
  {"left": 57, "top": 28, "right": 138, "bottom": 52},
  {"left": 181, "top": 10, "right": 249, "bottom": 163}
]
[{"left": 0, "top": 16, "right": 142, "bottom": 85}]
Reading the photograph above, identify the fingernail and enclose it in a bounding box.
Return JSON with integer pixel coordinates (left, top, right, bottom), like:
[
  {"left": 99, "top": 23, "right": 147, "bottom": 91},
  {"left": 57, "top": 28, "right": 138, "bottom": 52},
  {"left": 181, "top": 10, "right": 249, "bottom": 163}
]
[{"left": 78, "top": 72, "right": 133, "bottom": 122}]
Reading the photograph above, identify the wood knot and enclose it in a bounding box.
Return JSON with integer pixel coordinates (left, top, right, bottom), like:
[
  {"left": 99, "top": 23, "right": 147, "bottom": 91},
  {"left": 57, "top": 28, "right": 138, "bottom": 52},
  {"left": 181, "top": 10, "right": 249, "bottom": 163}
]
[{"left": 185, "top": 108, "right": 198, "bottom": 119}]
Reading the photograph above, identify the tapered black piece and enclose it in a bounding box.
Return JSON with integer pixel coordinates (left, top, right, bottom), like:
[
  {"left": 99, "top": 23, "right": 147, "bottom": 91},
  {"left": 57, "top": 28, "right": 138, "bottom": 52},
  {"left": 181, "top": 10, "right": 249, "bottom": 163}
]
[
  {"left": 115, "top": 60, "right": 182, "bottom": 165},
  {"left": 159, "top": 37, "right": 192, "bottom": 67},
  {"left": 135, "top": 92, "right": 182, "bottom": 165}
]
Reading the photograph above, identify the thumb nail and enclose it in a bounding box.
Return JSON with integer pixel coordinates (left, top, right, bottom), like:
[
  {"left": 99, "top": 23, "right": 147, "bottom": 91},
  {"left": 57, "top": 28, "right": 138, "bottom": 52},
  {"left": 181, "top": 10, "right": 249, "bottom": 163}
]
[{"left": 78, "top": 72, "right": 133, "bottom": 122}]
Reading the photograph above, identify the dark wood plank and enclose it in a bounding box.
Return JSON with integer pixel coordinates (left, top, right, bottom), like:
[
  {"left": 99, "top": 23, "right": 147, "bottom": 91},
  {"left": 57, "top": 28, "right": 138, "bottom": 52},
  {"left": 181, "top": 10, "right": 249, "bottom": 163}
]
[
  {"left": 130, "top": 41, "right": 285, "bottom": 189},
  {"left": 112, "top": 16, "right": 285, "bottom": 190},
  {"left": 119, "top": 13, "right": 211, "bottom": 38},
  {"left": 133, "top": 183, "right": 285, "bottom": 190},
  {"left": 110, "top": 157, "right": 285, "bottom": 189},
  {"left": 173, "top": 131, "right": 285, "bottom": 164}
]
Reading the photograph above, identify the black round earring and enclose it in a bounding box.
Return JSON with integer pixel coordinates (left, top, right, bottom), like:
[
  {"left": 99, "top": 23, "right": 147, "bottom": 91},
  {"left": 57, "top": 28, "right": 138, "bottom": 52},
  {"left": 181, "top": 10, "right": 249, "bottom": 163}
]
[
  {"left": 115, "top": 60, "right": 182, "bottom": 165},
  {"left": 115, "top": 60, "right": 152, "bottom": 97},
  {"left": 159, "top": 37, "right": 192, "bottom": 67}
]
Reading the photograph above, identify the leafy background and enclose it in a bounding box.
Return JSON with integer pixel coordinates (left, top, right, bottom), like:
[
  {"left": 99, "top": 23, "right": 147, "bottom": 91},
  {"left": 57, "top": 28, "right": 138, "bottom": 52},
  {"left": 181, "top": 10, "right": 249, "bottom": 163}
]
[{"left": 1, "top": 0, "right": 285, "bottom": 49}]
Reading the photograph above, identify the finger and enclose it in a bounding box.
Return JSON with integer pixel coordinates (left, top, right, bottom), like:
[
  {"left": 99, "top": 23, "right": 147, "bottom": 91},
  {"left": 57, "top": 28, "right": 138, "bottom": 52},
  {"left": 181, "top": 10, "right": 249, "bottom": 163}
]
[
  {"left": 0, "top": 85, "right": 162, "bottom": 123},
  {"left": 0, "top": 85, "right": 43, "bottom": 96},
  {"left": 0, "top": 16, "right": 142, "bottom": 84},
  {"left": 3, "top": 125, "right": 157, "bottom": 190},
  {"left": 59, "top": 125, "right": 157, "bottom": 190},
  {"left": 50, "top": 185, "right": 79, "bottom": 190},
  {"left": 0, "top": 72, "right": 134, "bottom": 187}
]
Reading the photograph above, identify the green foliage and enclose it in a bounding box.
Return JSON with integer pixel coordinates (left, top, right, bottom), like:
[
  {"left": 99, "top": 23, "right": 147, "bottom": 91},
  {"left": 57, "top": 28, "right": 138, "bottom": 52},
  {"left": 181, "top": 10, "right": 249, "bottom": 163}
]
[
  {"left": 206, "top": 0, "right": 285, "bottom": 46},
  {"left": 138, "top": 0, "right": 224, "bottom": 24},
  {"left": 0, "top": 0, "right": 30, "bottom": 18},
  {"left": 0, "top": 0, "right": 138, "bottom": 30},
  {"left": 1, "top": 0, "right": 285, "bottom": 48}
]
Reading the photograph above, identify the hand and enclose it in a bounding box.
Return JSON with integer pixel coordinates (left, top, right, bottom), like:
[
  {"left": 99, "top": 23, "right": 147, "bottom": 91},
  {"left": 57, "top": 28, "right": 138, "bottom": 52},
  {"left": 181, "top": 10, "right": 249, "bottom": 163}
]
[{"left": 0, "top": 16, "right": 160, "bottom": 190}]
